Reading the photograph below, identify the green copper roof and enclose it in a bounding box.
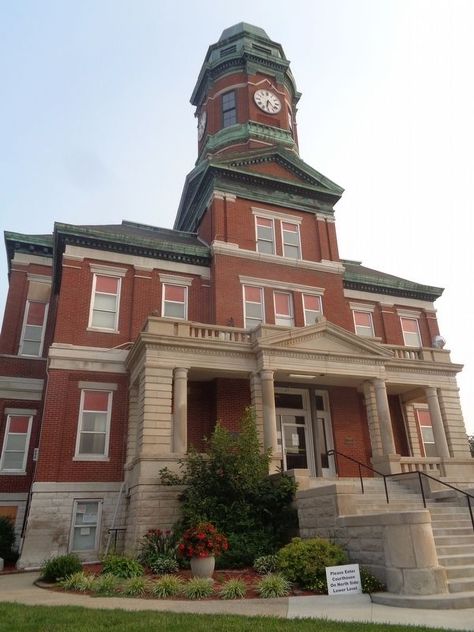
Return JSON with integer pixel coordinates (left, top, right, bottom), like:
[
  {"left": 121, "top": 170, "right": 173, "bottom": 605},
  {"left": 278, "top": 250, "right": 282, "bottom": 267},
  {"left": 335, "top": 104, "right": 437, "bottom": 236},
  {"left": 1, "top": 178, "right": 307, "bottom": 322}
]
[
  {"left": 4, "top": 231, "right": 53, "bottom": 272},
  {"left": 343, "top": 259, "right": 443, "bottom": 301},
  {"left": 219, "top": 23, "right": 270, "bottom": 42}
]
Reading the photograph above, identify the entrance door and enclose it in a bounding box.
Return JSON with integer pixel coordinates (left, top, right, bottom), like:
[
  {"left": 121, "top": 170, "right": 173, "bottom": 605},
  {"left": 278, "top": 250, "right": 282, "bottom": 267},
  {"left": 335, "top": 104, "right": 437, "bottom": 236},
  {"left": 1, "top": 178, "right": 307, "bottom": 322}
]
[
  {"left": 314, "top": 391, "right": 335, "bottom": 476},
  {"left": 275, "top": 389, "right": 316, "bottom": 475}
]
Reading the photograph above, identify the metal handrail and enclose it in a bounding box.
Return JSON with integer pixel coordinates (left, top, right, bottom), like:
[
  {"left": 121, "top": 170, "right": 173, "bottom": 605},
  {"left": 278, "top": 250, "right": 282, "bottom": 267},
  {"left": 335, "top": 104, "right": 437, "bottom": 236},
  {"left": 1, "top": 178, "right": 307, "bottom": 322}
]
[{"left": 327, "top": 449, "right": 474, "bottom": 531}]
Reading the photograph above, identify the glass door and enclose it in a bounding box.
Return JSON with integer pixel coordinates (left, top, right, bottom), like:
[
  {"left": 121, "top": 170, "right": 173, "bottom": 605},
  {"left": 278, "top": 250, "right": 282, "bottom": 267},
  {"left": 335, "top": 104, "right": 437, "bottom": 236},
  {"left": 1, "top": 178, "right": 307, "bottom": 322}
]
[
  {"left": 275, "top": 389, "right": 315, "bottom": 474},
  {"left": 314, "top": 391, "right": 335, "bottom": 476}
]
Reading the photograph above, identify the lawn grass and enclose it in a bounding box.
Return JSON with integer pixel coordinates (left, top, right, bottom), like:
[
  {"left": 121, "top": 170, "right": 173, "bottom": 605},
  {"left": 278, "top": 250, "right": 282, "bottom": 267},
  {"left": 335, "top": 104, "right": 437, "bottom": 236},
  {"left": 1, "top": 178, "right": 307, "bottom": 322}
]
[{"left": 0, "top": 603, "right": 459, "bottom": 632}]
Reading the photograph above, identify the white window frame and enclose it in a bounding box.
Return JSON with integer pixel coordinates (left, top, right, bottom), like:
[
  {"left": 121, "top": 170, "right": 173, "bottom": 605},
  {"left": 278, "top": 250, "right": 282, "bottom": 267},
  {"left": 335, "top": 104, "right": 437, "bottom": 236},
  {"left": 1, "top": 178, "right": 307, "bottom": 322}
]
[
  {"left": 243, "top": 285, "right": 265, "bottom": 329},
  {"left": 400, "top": 316, "right": 422, "bottom": 347},
  {"left": 88, "top": 273, "right": 122, "bottom": 332},
  {"left": 273, "top": 291, "right": 294, "bottom": 327},
  {"left": 69, "top": 499, "right": 102, "bottom": 553},
  {"left": 353, "top": 310, "right": 375, "bottom": 338},
  {"left": 162, "top": 284, "right": 188, "bottom": 320},
  {"left": 255, "top": 216, "right": 275, "bottom": 254},
  {"left": 414, "top": 405, "right": 436, "bottom": 457},
  {"left": 19, "top": 300, "right": 48, "bottom": 357},
  {"left": 74, "top": 389, "right": 113, "bottom": 461},
  {"left": 302, "top": 293, "right": 323, "bottom": 326},
  {"left": 0, "top": 413, "right": 33, "bottom": 474},
  {"left": 281, "top": 221, "right": 301, "bottom": 259}
]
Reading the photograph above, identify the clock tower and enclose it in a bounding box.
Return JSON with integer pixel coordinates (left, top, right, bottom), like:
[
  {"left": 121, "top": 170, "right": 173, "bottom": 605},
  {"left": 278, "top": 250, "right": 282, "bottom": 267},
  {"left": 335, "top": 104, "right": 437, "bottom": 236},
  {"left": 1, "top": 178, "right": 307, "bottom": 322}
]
[{"left": 191, "top": 23, "right": 300, "bottom": 163}]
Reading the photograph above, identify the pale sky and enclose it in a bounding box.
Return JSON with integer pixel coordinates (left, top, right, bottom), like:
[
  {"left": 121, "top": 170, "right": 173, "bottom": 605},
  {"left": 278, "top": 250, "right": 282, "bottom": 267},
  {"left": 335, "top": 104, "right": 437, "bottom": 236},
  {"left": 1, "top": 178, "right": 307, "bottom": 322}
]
[{"left": 1, "top": 0, "right": 473, "bottom": 433}]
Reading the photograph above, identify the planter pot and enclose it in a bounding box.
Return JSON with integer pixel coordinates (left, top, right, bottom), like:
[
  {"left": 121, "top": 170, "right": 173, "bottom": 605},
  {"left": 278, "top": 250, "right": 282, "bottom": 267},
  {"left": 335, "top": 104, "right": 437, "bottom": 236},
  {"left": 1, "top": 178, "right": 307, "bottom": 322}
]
[{"left": 190, "top": 555, "right": 215, "bottom": 578}]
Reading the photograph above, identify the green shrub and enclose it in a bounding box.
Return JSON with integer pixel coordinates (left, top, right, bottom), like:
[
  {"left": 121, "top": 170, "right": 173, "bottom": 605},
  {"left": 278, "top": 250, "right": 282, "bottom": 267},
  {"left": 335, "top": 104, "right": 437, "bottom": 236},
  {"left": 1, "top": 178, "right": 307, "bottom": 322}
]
[
  {"left": 139, "top": 529, "right": 177, "bottom": 566},
  {"left": 101, "top": 554, "right": 143, "bottom": 578},
  {"left": 148, "top": 554, "right": 179, "bottom": 575},
  {"left": 360, "top": 567, "right": 385, "bottom": 593},
  {"left": 122, "top": 576, "right": 148, "bottom": 596},
  {"left": 253, "top": 554, "right": 279, "bottom": 575},
  {"left": 163, "top": 408, "right": 297, "bottom": 569},
  {"left": 90, "top": 573, "right": 120, "bottom": 595},
  {"left": 0, "top": 516, "right": 17, "bottom": 563},
  {"left": 218, "top": 578, "right": 247, "bottom": 599},
  {"left": 150, "top": 574, "right": 184, "bottom": 598},
  {"left": 41, "top": 553, "right": 83, "bottom": 582},
  {"left": 59, "top": 571, "right": 95, "bottom": 592},
  {"left": 182, "top": 577, "right": 214, "bottom": 600},
  {"left": 277, "top": 537, "right": 347, "bottom": 589},
  {"left": 256, "top": 573, "right": 291, "bottom": 598}
]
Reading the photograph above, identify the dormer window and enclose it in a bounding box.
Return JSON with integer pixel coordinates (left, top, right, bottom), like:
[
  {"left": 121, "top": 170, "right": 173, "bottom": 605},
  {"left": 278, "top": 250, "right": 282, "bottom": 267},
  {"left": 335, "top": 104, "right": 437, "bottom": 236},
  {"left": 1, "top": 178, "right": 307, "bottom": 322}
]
[{"left": 222, "top": 91, "right": 237, "bottom": 128}]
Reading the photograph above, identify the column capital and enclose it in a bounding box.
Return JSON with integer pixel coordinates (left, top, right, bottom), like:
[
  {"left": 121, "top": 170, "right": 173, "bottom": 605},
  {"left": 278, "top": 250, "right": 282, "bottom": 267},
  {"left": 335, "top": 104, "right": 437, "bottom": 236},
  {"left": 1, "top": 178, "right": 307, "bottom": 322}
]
[
  {"left": 260, "top": 369, "right": 274, "bottom": 381},
  {"left": 174, "top": 367, "right": 189, "bottom": 379}
]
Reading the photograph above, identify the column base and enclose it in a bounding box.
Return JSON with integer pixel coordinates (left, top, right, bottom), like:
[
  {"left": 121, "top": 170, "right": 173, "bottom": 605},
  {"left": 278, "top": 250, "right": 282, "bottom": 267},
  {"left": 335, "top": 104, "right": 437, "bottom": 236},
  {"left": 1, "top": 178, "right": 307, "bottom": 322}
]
[{"left": 371, "top": 454, "right": 402, "bottom": 475}]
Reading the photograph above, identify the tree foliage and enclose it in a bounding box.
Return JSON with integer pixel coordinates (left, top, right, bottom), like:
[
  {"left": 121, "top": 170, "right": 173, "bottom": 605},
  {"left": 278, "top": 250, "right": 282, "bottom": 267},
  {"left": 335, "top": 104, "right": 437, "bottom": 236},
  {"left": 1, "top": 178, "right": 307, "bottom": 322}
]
[
  {"left": 468, "top": 435, "right": 474, "bottom": 457},
  {"left": 160, "top": 407, "right": 298, "bottom": 567}
]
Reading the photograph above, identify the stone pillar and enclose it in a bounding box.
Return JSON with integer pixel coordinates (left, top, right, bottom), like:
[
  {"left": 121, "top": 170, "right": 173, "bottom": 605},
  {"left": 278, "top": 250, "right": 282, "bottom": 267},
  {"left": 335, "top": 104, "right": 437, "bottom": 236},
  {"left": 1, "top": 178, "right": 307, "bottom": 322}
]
[
  {"left": 373, "top": 379, "right": 396, "bottom": 455},
  {"left": 137, "top": 363, "right": 173, "bottom": 456},
  {"left": 260, "top": 369, "right": 278, "bottom": 454},
  {"left": 173, "top": 367, "right": 188, "bottom": 454},
  {"left": 250, "top": 372, "right": 264, "bottom": 444},
  {"left": 437, "top": 387, "right": 471, "bottom": 458},
  {"left": 362, "top": 381, "right": 383, "bottom": 457},
  {"left": 425, "top": 387, "right": 450, "bottom": 458}
]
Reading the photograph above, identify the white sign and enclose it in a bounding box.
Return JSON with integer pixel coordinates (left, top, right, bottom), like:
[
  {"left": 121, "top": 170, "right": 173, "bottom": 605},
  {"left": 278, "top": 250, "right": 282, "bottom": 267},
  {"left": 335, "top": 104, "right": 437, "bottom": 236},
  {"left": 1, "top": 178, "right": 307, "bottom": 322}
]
[{"left": 326, "top": 563, "right": 362, "bottom": 595}]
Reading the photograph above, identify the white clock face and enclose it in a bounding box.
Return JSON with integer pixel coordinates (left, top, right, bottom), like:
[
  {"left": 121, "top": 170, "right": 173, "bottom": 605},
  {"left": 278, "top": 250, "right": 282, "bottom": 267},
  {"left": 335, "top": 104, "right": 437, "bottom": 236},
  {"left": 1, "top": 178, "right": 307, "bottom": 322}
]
[
  {"left": 198, "top": 110, "right": 207, "bottom": 140},
  {"left": 254, "top": 89, "right": 281, "bottom": 114}
]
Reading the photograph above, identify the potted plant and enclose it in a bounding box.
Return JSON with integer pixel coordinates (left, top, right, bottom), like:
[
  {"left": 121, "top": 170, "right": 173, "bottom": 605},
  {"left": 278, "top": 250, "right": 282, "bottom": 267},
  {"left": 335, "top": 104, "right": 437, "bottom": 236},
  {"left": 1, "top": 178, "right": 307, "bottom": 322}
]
[{"left": 178, "top": 522, "right": 228, "bottom": 578}]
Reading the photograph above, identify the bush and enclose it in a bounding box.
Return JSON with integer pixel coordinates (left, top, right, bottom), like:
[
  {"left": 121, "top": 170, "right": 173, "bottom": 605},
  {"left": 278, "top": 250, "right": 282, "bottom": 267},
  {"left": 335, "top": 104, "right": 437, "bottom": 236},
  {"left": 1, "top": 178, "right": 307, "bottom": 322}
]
[
  {"left": 218, "top": 578, "right": 247, "bottom": 599},
  {"left": 253, "top": 554, "right": 279, "bottom": 575},
  {"left": 90, "top": 573, "right": 120, "bottom": 595},
  {"left": 0, "top": 516, "right": 17, "bottom": 563},
  {"left": 41, "top": 553, "right": 83, "bottom": 582},
  {"left": 161, "top": 408, "right": 297, "bottom": 569},
  {"left": 360, "top": 567, "right": 385, "bottom": 593},
  {"left": 182, "top": 577, "right": 214, "bottom": 600},
  {"left": 148, "top": 554, "right": 179, "bottom": 575},
  {"left": 122, "top": 576, "right": 148, "bottom": 596},
  {"left": 256, "top": 573, "right": 291, "bottom": 598},
  {"left": 277, "top": 537, "right": 347, "bottom": 589},
  {"left": 59, "top": 571, "right": 95, "bottom": 592},
  {"left": 139, "top": 529, "right": 177, "bottom": 565},
  {"left": 101, "top": 554, "right": 143, "bottom": 578},
  {"left": 150, "top": 574, "right": 184, "bottom": 598}
]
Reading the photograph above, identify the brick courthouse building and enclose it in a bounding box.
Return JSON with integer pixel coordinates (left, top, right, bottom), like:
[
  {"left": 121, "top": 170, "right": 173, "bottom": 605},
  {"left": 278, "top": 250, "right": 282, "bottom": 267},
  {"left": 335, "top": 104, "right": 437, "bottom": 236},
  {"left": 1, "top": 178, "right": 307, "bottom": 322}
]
[{"left": 1, "top": 24, "right": 473, "bottom": 570}]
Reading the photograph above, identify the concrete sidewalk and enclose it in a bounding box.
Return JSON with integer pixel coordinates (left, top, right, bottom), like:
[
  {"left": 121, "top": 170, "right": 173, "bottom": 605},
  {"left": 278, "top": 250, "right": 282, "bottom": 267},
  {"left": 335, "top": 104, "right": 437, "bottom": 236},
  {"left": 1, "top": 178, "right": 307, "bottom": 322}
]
[{"left": 1, "top": 571, "right": 474, "bottom": 630}]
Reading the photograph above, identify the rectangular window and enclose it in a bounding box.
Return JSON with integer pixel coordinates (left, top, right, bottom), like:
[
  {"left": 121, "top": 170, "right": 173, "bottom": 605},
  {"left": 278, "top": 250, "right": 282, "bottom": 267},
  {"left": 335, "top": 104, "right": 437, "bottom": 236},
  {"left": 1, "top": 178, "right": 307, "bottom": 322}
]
[
  {"left": 0, "top": 415, "right": 33, "bottom": 473},
  {"left": 401, "top": 317, "right": 421, "bottom": 347},
  {"left": 19, "top": 301, "right": 48, "bottom": 356},
  {"left": 70, "top": 500, "right": 101, "bottom": 552},
  {"left": 255, "top": 216, "right": 275, "bottom": 254},
  {"left": 162, "top": 284, "right": 187, "bottom": 319},
  {"left": 281, "top": 222, "right": 301, "bottom": 259},
  {"left": 222, "top": 90, "right": 237, "bottom": 128},
  {"left": 302, "top": 294, "right": 323, "bottom": 325},
  {"left": 89, "top": 275, "right": 120, "bottom": 331},
  {"left": 415, "top": 408, "right": 436, "bottom": 457},
  {"left": 75, "top": 390, "right": 112, "bottom": 458},
  {"left": 274, "top": 291, "right": 294, "bottom": 327},
  {"left": 243, "top": 286, "right": 264, "bottom": 329},
  {"left": 353, "top": 310, "right": 375, "bottom": 337}
]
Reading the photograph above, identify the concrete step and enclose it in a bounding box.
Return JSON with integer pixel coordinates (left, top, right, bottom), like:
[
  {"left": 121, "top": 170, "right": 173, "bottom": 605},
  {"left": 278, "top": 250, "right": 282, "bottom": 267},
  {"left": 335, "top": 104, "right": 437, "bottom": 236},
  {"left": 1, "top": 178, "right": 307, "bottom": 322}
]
[
  {"left": 436, "top": 544, "right": 474, "bottom": 556},
  {"left": 428, "top": 505, "right": 472, "bottom": 514},
  {"left": 444, "top": 565, "right": 474, "bottom": 580},
  {"left": 438, "top": 553, "right": 474, "bottom": 567},
  {"left": 430, "top": 514, "right": 472, "bottom": 523},
  {"left": 371, "top": 589, "right": 474, "bottom": 609},
  {"left": 434, "top": 535, "right": 474, "bottom": 545},
  {"left": 448, "top": 577, "right": 474, "bottom": 593},
  {"left": 433, "top": 528, "right": 474, "bottom": 538}
]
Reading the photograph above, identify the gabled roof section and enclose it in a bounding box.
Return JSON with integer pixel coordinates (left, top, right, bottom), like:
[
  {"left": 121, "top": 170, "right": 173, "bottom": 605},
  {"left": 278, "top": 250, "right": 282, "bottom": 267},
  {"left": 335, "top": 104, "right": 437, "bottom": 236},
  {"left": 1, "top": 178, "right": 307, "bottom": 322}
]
[
  {"left": 174, "top": 147, "right": 344, "bottom": 232},
  {"left": 4, "top": 231, "right": 53, "bottom": 273},
  {"left": 53, "top": 220, "right": 211, "bottom": 287},
  {"left": 343, "top": 259, "right": 444, "bottom": 302},
  {"left": 256, "top": 317, "right": 393, "bottom": 357}
]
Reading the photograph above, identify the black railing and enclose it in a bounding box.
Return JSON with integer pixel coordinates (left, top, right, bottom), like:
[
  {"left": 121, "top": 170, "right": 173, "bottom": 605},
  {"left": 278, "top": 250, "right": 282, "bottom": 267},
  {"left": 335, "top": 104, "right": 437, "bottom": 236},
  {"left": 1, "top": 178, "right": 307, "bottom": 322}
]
[
  {"left": 107, "top": 527, "right": 126, "bottom": 552},
  {"left": 327, "top": 449, "right": 474, "bottom": 532}
]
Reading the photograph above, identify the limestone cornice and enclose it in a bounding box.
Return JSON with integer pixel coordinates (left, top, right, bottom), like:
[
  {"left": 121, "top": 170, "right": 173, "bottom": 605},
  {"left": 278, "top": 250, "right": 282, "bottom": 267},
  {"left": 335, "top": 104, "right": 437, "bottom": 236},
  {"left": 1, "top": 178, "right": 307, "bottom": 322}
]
[
  {"left": 211, "top": 241, "right": 344, "bottom": 274},
  {"left": 48, "top": 343, "right": 128, "bottom": 373},
  {"left": 0, "top": 376, "right": 44, "bottom": 401}
]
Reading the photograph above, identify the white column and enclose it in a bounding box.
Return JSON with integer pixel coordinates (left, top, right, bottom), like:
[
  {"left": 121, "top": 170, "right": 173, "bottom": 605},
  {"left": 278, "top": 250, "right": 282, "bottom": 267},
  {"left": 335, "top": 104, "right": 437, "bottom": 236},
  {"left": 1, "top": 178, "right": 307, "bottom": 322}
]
[
  {"left": 173, "top": 367, "right": 188, "bottom": 454},
  {"left": 425, "top": 387, "right": 450, "bottom": 458},
  {"left": 373, "top": 378, "right": 397, "bottom": 455},
  {"left": 260, "top": 369, "right": 278, "bottom": 454}
]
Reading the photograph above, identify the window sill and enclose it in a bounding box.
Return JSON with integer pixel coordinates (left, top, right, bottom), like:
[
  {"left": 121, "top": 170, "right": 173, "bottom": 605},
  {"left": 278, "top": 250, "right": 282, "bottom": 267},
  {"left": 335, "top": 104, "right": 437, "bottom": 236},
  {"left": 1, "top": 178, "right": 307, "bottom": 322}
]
[
  {"left": 0, "top": 471, "right": 27, "bottom": 476},
  {"left": 73, "top": 456, "right": 110, "bottom": 462},
  {"left": 86, "top": 327, "right": 119, "bottom": 334}
]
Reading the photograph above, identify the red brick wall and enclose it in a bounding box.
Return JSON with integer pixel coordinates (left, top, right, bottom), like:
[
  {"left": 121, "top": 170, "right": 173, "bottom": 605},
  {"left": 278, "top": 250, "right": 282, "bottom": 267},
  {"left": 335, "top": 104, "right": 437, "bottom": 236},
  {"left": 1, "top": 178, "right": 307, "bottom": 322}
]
[
  {"left": 34, "top": 370, "right": 128, "bottom": 482},
  {"left": 187, "top": 381, "right": 215, "bottom": 451},
  {"left": 327, "top": 386, "right": 372, "bottom": 476},
  {"left": 215, "top": 378, "right": 251, "bottom": 432},
  {"left": 389, "top": 395, "right": 409, "bottom": 456}
]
